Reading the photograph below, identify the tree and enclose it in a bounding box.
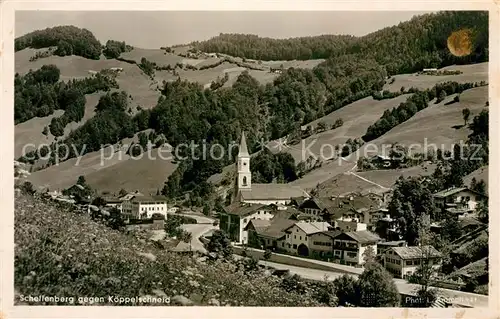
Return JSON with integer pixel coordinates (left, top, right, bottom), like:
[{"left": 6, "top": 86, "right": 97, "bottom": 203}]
[
  {"left": 92, "top": 196, "right": 106, "bottom": 207},
  {"left": 436, "top": 90, "right": 447, "bottom": 103},
  {"left": 462, "top": 108, "right": 471, "bottom": 125},
  {"left": 453, "top": 94, "right": 460, "bottom": 103},
  {"left": 206, "top": 230, "right": 233, "bottom": 259},
  {"left": 477, "top": 199, "right": 488, "bottom": 224},
  {"left": 42, "top": 126, "right": 48, "bottom": 136},
  {"left": 107, "top": 207, "right": 125, "bottom": 231},
  {"left": 202, "top": 204, "right": 211, "bottom": 216},
  {"left": 333, "top": 274, "right": 359, "bottom": 306},
  {"left": 181, "top": 231, "right": 193, "bottom": 251},
  {"left": 410, "top": 215, "right": 440, "bottom": 306},
  {"left": 357, "top": 262, "right": 400, "bottom": 307},
  {"left": 20, "top": 181, "right": 36, "bottom": 195},
  {"left": 362, "top": 246, "right": 376, "bottom": 265},
  {"left": 77, "top": 175, "right": 86, "bottom": 186},
  {"left": 263, "top": 249, "right": 272, "bottom": 261},
  {"left": 316, "top": 121, "right": 327, "bottom": 132}
]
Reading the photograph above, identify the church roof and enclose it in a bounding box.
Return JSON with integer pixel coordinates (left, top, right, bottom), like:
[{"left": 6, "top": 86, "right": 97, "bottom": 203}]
[
  {"left": 238, "top": 131, "right": 250, "bottom": 157},
  {"left": 240, "top": 183, "right": 309, "bottom": 201},
  {"left": 223, "top": 202, "right": 267, "bottom": 216}
]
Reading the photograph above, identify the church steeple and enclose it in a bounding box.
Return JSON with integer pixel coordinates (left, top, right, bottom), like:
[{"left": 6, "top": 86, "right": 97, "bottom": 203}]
[
  {"left": 234, "top": 131, "right": 252, "bottom": 201},
  {"left": 238, "top": 131, "right": 250, "bottom": 157}
]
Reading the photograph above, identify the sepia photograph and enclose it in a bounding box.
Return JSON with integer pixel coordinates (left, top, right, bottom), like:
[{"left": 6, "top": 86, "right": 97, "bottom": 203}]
[{"left": 1, "top": 2, "right": 498, "bottom": 318}]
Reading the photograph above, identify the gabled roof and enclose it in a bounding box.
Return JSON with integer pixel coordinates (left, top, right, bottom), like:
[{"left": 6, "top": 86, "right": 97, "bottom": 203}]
[
  {"left": 433, "top": 187, "right": 486, "bottom": 198},
  {"left": 335, "top": 230, "right": 381, "bottom": 244},
  {"left": 240, "top": 184, "right": 309, "bottom": 200},
  {"left": 305, "top": 195, "right": 381, "bottom": 218},
  {"left": 223, "top": 202, "right": 267, "bottom": 217},
  {"left": 390, "top": 245, "right": 441, "bottom": 259},
  {"left": 285, "top": 222, "right": 332, "bottom": 235}
]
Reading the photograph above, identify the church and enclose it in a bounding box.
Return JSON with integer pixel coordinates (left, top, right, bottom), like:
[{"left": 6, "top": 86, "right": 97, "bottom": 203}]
[{"left": 232, "top": 132, "right": 310, "bottom": 205}]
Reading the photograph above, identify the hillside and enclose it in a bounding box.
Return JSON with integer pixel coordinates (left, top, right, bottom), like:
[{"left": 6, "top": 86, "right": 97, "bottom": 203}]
[
  {"left": 15, "top": 11, "right": 489, "bottom": 201},
  {"left": 464, "top": 166, "right": 488, "bottom": 190},
  {"left": 14, "top": 192, "right": 322, "bottom": 306}
]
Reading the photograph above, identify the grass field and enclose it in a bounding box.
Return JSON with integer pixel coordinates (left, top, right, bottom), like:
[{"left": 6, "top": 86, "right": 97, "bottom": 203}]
[
  {"left": 383, "top": 63, "right": 488, "bottom": 92},
  {"left": 26, "top": 129, "right": 178, "bottom": 195},
  {"left": 361, "top": 86, "right": 488, "bottom": 156},
  {"left": 314, "top": 163, "right": 436, "bottom": 197}
]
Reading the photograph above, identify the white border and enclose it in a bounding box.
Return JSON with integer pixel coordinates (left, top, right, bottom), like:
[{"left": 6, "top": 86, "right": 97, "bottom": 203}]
[{"left": 1, "top": 1, "right": 499, "bottom": 318}]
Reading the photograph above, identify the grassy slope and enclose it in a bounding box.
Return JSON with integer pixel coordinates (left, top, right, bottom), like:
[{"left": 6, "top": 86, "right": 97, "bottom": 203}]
[
  {"left": 360, "top": 86, "right": 488, "bottom": 156},
  {"left": 14, "top": 193, "right": 319, "bottom": 306},
  {"left": 464, "top": 166, "right": 488, "bottom": 190},
  {"left": 383, "top": 63, "right": 488, "bottom": 91},
  {"left": 290, "top": 66, "right": 488, "bottom": 191}
]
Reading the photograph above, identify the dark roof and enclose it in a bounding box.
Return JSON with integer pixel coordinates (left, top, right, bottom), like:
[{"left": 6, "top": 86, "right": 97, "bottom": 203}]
[
  {"left": 433, "top": 187, "right": 486, "bottom": 198},
  {"left": 240, "top": 184, "right": 309, "bottom": 200},
  {"left": 245, "top": 219, "right": 272, "bottom": 232},
  {"left": 291, "top": 196, "right": 307, "bottom": 207},
  {"left": 259, "top": 218, "right": 297, "bottom": 240},
  {"left": 340, "top": 230, "right": 381, "bottom": 244},
  {"left": 223, "top": 202, "right": 267, "bottom": 217},
  {"left": 131, "top": 195, "right": 167, "bottom": 203},
  {"left": 378, "top": 240, "right": 407, "bottom": 247},
  {"left": 318, "top": 230, "right": 343, "bottom": 239},
  {"left": 390, "top": 245, "right": 441, "bottom": 259},
  {"left": 310, "top": 195, "right": 381, "bottom": 219}
]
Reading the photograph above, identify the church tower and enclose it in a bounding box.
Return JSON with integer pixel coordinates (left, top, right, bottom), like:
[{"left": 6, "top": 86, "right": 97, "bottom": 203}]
[{"left": 236, "top": 131, "right": 252, "bottom": 191}]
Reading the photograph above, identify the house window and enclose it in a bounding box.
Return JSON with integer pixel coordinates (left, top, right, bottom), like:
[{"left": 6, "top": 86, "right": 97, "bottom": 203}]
[
  {"left": 242, "top": 176, "right": 247, "bottom": 186},
  {"left": 294, "top": 235, "right": 296, "bottom": 239},
  {"left": 282, "top": 242, "right": 284, "bottom": 247},
  {"left": 293, "top": 244, "right": 297, "bottom": 249},
  {"left": 334, "top": 250, "right": 341, "bottom": 255},
  {"left": 299, "top": 236, "right": 302, "bottom": 240},
  {"left": 406, "top": 260, "right": 413, "bottom": 266},
  {"left": 305, "top": 236, "right": 307, "bottom": 240},
  {"left": 347, "top": 252, "right": 357, "bottom": 258}
]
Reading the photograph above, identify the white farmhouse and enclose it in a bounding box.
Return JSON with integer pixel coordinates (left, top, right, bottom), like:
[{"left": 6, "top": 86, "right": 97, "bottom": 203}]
[
  {"left": 121, "top": 195, "right": 168, "bottom": 220},
  {"left": 384, "top": 245, "right": 442, "bottom": 279}
]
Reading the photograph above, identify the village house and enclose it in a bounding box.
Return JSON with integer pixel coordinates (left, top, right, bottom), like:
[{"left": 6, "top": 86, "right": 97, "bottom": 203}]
[
  {"left": 245, "top": 212, "right": 296, "bottom": 252},
  {"left": 383, "top": 245, "right": 442, "bottom": 279},
  {"left": 335, "top": 218, "right": 368, "bottom": 232},
  {"left": 308, "top": 230, "right": 342, "bottom": 260},
  {"left": 282, "top": 222, "right": 332, "bottom": 256},
  {"left": 433, "top": 187, "right": 485, "bottom": 213},
  {"left": 121, "top": 195, "right": 168, "bottom": 220},
  {"left": 232, "top": 132, "right": 309, "bottom": 206},
  {"left": 220, "top": 202, "right": 275, "bottom": 244},
  {"left": 103, "top": 197, "right": 124, "bottom": 213},
  {"left": 332, "top": 230, "right": 381, "bottom": 266},
  {"left": 300, "top": 194, "right": 384, "bottom": 226}
]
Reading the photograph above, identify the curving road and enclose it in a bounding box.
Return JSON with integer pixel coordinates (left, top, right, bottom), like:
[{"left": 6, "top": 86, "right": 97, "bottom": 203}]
[{"left": 171, "top": 212, "right": 218, "bottom": 253}]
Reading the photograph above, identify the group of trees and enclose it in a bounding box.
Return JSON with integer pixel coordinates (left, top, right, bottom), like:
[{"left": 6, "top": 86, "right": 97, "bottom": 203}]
[
  {"left": 15, "top": 64, "right": 119, "bottom": 135},
  {"left": 250, "top": 148, "right": 298, "bottom": 183},
  {"left": 15, "top": 25, "right": 102, "bottom": 59},
  {"left": 102, "top": 40, "right": 133, "bottom": 59}
]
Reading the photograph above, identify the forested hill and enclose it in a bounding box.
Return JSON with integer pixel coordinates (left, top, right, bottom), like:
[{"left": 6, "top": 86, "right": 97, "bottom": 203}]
[
  {"left": 193, "top": 11, "right": 488, "bottom": 74},
  {"left": 191, "top": 34, "right": 356, "bottom": 60}
]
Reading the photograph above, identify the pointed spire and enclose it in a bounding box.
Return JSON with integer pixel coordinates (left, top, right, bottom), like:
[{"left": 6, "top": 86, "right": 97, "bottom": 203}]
[{"left": 238, "top": 131, "right": 250, "bottom": 157}]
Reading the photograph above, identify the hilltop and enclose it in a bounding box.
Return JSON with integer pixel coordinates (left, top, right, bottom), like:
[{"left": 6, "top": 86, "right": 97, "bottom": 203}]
[{"left": 14, "top": 11, "right": 489, "bottom": 201}]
